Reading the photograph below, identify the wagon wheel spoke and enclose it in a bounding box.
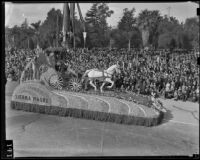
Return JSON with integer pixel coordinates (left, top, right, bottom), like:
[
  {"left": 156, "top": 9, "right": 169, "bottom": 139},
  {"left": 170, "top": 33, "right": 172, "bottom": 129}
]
[
  {"left": 69, "top": 78, "right": 82, "bottom": 91},
  {"left": 49, "top": 74, "right": 63, "bottom": 90}
]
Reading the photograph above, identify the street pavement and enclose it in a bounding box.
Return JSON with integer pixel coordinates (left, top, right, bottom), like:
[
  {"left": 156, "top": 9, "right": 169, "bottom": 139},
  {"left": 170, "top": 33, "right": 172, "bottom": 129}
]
[{"left": 5, "top": 81, "right": 199, "bottom": 157}]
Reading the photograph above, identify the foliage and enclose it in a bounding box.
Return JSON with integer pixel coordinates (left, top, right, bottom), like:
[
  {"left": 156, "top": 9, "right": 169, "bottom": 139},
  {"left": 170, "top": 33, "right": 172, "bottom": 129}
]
[
  {"left": 85, "top": 3, "right": 114, "bottom": 48},
  {"left": 30, "top": 20, "right": 41, "bottom": 47},
  {"left": 38, "top": 8, "right": 63, "bottom": 49},
  {"left": 137, "top": 9, "right": 162, "bottom": 49},
  {"left": 184, "top": 17, "right": 199, "bottom": 49},
  {"left": 111, "top": 8, "right": 142, "bottom": 49},
  {"left": 118, "top": 8, "right": 136, "bottom": 32},
  {"left": 157, "top": 16, "right": 195, "bottom": 50},
  {"left": 5, "top": 5, "right": 199, "bottom": 50}
]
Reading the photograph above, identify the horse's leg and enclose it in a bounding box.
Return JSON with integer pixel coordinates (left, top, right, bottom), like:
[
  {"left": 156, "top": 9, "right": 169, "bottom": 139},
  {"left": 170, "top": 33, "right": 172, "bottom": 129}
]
[
  {"left": 89, "top": 80, "right": 97, "bottom": 91},
  {"left": 69, "top": 68, "right": 78, "bottom": 77},
  {"left": 106, "top": 78, "right": 114, "bottom": 88},
  {"left": 100, "top": 82, "right": 106, "bottom": 93},
  {"left": 84, "top": 78, "right": 88, "bottom": 90}
]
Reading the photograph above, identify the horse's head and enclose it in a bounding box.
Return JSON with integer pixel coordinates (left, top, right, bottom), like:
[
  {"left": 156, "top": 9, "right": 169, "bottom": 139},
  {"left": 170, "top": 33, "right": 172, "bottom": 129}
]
[{"left": 106, "top": 64, "right": 121, "bottom": 76}]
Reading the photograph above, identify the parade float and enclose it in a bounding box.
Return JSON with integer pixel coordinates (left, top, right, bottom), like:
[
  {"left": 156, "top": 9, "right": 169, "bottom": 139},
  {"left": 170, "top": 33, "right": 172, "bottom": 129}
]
[{"left": 10, "top": 47, "right": 166, "bottom": 127}]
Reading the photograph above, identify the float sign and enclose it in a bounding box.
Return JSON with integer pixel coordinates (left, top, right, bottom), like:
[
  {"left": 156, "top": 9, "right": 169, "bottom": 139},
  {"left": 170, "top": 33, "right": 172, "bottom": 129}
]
[{"left": 11, "top": 81, "right": 52, "bottom": 106}]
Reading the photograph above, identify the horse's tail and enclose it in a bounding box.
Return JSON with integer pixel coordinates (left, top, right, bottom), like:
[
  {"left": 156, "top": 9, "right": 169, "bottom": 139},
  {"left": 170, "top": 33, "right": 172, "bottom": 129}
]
[{"left": 81, "top": 69, "right": 90, "bottom": 82}]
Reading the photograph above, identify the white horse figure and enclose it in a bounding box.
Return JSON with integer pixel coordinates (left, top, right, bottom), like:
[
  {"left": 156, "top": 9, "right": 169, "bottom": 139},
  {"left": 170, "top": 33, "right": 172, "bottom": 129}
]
[{"left": 82, "top": 64, "right": 121, "bottom": 92}]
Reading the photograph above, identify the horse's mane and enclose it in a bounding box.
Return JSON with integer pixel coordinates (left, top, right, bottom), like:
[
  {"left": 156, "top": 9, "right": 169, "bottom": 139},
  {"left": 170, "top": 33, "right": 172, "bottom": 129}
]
[{"left": 106, "top": 64, "right": 117, "bottom": 71}]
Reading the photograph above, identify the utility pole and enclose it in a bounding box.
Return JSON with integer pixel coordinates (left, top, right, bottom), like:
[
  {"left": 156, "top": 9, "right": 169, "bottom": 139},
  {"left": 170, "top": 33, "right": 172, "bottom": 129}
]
[
  {"left": 28, "top": 38, "right": 29, "bottom": 49},
  {"left": 12, "top": 36, "right": 15, "bottom": 48},
  {"left": 166, "top": 6, "right": 171, "bottom": 18},
  {"left": 62, "top": 3, "right": 85, "bottom": 50},
  {"left": 56, "top": 14, "right": 59, "bottom": 47},
  {"left": 62, "top": 3, "right": 70, "bottom": 49}
]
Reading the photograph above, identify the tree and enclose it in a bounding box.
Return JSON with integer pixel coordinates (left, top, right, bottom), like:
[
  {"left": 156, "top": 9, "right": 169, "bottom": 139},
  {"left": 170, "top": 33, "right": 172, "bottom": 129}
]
[
  {"left": 31, "top": 20, "right": 41, "bottom": 48},
  {"left": 85, "top": 3, "right": 114, "bottom": 48},
  {"left": 110, "top": 29, "right": 127, "bottom": 48},
  {"left": 184, "top": 17, "right": 199, "bottom": 49},
  {"left": 137, "top": 9, "right": 161, "bottom": 49},
  {"left": 104, "top": 26, "right": 113, "bottom": 49},
  {"left": 158, "top": 33, "right": 171, "bottom": 49},
  {"left": 118, "top": 8, "right": 137, "bottom": 50},
  {"left": 7, "top": 23, "right": 34, "bottom": 49},
  {"left": 21, "top": 18, "right": 29, "bottom": 29},
  {"left": 169, "top": 38, "right": 176, "bottom": 50},
  {"left": 5, "top": 27, "right": 13, "bottom": 48},
  {"left": 130, "top": 27, "right": 142, "bottom": 49},
  {"left": 158, "top": 15, "right": 180, "bottom": 34},
  {"left": 181, "top": 33, "right": 192, "bottom": 50},
  {"left": 157, "top": 15, "right": 184, "bottom": 49},
  {"left": 10, "top": 25, "right": 21, "bottom": 48},
  {"left": 118, "top": 8, "right": 136, "bottom": 31},
  {"left": 18, "top": 18, "right": 35, "bottom": 49},
  {"left": 39, "top": 8, "right": 63, "bottom": 49},
  {"left": 73, "top": 12, "right": 87, "bottom": 48}
]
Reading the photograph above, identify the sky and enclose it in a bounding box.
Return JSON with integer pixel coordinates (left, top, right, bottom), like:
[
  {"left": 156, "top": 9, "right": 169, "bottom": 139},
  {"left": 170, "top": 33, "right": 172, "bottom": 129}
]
[{"left": 5, "top": 2, "right": 198, "bottom": 28}]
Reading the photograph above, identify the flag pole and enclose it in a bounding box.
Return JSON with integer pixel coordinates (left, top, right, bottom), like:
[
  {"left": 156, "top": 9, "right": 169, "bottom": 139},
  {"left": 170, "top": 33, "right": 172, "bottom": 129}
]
[{"left": 62, "top": 3, "right": 71, "bottom": 49}]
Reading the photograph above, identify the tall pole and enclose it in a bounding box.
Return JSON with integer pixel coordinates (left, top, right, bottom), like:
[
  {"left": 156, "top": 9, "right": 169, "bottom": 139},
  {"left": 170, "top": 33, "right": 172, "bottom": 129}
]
[
  {"left": 128, "top": 39, "right": 131, "bottom": 51},
  {"left": 62, "top": 3, "right": 70, "bottom": 48},
  {"left": 63, "top": 3, "right": 85, "bottom": 49},
  {"left": 77, "top": 3, "right": 86, "bottom": 49},
  {"left": 56, "top": 14, "right": 59, "bottom": 47},
  {"left": 62, "top": 4, "right": 66, "bottom": 47},
  {"left": 28, "top": 38, "right": 29, "bottom": 49},
  {"left": 70, "top": 3, "right": 75, "bottom": 49},
  {"left": 73, "top": 25, "right": 76, "bottom": 49},
  {"left": 110, "top": 39, "right": 111, "bottom": 51},
  {"left": 13, "top": 36, "right": 15, "bottom": 48},
  {"left": 83, "top": 32, "right": 86, "bottom": 49},
  {"left": 36, "top": 32, "right": 39, "bottom": 49},
  {"left": 73, "top": 7, "right": 76, "bottom": 50},
  {"left": 167, "top": 6, "right": 171, "bottom": 18}
]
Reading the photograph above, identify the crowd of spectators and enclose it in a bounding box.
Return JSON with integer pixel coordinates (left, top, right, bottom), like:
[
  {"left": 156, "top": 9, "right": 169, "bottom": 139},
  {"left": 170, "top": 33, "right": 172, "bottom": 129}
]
[
  {"left": 5, "top": 48, "right": 37, "bottom": 82},
  {"left": 5, "top": 47, "right": 199, "bottom": 103}
]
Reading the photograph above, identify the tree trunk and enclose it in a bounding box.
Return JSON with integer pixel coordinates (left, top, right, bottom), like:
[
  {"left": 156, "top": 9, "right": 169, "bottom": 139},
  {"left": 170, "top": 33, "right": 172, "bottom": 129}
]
[
  {"left": 110, "top": 39, "right": 111, "bottom": 50},
  {"left": 73, "top": 34, "right": 76, "bottom": 49},
  {"left": 36, "top": 36, "right": 39, "bottom": 49},
  {"left": 128, "top": 39, "right": 131, "bottom": 51},
  {"left": 141, "top": 29, "right": 149, "bottom": 48},
  {"left": 28, "top": 38, "right": 29, "bottom": 49}
]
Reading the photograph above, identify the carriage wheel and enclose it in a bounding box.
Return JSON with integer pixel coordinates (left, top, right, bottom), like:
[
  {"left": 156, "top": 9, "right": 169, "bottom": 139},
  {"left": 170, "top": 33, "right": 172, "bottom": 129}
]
[
  {"left": 69, "top": 78, "right": 82, "bottom": 91},
  {"left": 49, "top": 74, "right": 63, "bottom": 90}
]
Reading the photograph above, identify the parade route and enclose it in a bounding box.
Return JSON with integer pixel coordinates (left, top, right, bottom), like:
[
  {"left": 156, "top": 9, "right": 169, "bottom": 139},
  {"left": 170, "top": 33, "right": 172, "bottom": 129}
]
[{"left": 5, "top": 82, "right": 199, "bottom": 157}]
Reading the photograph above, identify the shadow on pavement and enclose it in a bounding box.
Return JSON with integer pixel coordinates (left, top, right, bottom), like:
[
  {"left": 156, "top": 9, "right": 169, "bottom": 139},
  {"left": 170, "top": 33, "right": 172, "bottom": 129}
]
[
  {"left": 5, "top": 81, "right": 19, "bottom": 96},
  {"left": 161, "top": 109, "right": 173, "bottom": 125}
]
